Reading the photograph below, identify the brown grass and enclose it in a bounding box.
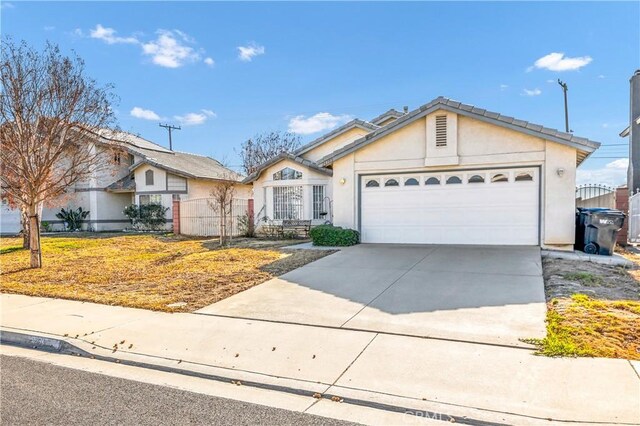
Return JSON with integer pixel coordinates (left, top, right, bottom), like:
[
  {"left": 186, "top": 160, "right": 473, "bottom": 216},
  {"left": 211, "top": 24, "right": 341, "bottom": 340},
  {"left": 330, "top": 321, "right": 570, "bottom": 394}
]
[
  {"left": 533, "top": 252, "right": 640, "bottom": 360},
  {"left": 0, "top": 234, "right": 331, "bottom": 312}
]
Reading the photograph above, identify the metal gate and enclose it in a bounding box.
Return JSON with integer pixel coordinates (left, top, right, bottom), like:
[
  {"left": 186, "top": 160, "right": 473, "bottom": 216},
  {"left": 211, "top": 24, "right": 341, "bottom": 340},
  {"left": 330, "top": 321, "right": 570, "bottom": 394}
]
[
  {"left": 180, "top": 198, "right": 249, "bottom": 237},
  {"left": 628, "top": 192, "right": 640, "bottom": 244},
  {"left": 575, "top": 184, "right": 616, "bottom": 209}
]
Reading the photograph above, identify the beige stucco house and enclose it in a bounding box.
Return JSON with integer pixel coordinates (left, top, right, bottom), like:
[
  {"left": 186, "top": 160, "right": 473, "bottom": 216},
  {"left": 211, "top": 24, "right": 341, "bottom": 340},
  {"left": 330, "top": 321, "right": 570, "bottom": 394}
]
[
  {"left": 0, "top": 131, "right": 249, "bottom": 233},
  {"left": 245, "top": 97, "right": 600, "bottom": 250}
]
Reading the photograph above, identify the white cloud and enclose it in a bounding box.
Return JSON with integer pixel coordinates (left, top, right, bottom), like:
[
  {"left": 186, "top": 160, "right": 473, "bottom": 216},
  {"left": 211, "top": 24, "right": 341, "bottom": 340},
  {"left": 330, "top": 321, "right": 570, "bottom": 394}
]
[
  {"left": 500, "top": 84, "right": 509, "bottom": 91},
  {"left": 288, "top": 112, "right": 352, "bottom": 135},
  {"left": 531, "top": 52, "right": 592, "bottom": 72},
  {"left": 142, "top": 30, "right": 200, "bottom": 68},
  {"left": 598, "top": 74, "right": 606, "bottom": 79},
  {"left": 174, "top": 109, "right": 216, "bottom": 126},
  {"left": 237, "top": 43, "right": 265, "bottom": 62},
  {"left": 522, "top": 88, "right": 542, "bottom": 96},
  {"left": 90, "top": 24, "right": 138, "bottom": 45},
  {"left": 130, "top": 107, "right": 160, "bottom": 121},
  {"left": 577, "top": 158, "right": 628, "bottom": 187},
  {"left": 204, "top": 57, "right": 215, "bottom": 67}
]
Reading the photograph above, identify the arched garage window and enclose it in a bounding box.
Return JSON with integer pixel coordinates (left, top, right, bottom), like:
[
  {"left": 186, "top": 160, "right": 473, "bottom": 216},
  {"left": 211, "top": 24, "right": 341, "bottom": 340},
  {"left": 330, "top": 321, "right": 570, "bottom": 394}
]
[
  {"left": 385, "top": 178, "right": 399, "bottom": 187},
  {"left": 425, "top": 177, "right": 440, "bottom": 185},
  {"left": 145, "top": 169, "right": 154, "bottom": 186},
  {"left": 491, "top": 173, "right": 509, "bottom": 183},
  {"left": 446, "top": 176, "right": 462, "bottom": 184},
  {"left": 515, "top": 172, "right": 533, "bottom": 182},
  {"left": 365, "top": 179, "right": 380, "bottom": 188},
  {"left": 404, "top": 178, "right": 419, "bottom": 186},
  {"left": 468, "top": 174, "right": 485, "bottom": 184}
]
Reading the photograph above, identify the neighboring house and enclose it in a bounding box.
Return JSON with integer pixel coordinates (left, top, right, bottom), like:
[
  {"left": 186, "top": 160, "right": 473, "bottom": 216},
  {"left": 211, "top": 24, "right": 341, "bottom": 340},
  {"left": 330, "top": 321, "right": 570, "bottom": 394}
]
[
  {"left": 0, "top": 131, "right": 249, "bottom": 233},
  {"left": 245, "top": 96, "right": 600, "bottom": 250},
  {"left": 621, "top": 70, "right": 640, "bottom": 193}
]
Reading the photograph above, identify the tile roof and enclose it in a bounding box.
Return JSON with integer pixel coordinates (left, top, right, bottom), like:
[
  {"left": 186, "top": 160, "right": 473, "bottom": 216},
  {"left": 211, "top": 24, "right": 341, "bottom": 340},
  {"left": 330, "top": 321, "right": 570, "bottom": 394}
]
[
  {"left": 369, "top": 108, "right": 405, "bottom": 125},
  {"left": 318, "top": 96, "right": 601, "bottom": 166},
  {"left": 294, "top": 119, "right": 379, "bottom": 156},
  {"left": 242, "top": 152, "right": 333, "bottom": 183},
  {"left": 105, "top": 174, "right": 135, "bottom": 192}
]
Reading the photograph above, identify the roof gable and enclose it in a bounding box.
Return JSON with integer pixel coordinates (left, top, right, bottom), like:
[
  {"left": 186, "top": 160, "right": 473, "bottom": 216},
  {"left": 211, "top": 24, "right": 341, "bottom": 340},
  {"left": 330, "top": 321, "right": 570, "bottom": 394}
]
[
  {"left": 242, "top": 152, "right": 332, "bottom": 183},
  {"left": 370, "top": 108, "right": 405, "bottom": 125},
  {"left": 294, "top": 119, "right": 379, "bottom": 157},
  {"left": 318, "top": 97, "right": 601, "bottom": 166}
]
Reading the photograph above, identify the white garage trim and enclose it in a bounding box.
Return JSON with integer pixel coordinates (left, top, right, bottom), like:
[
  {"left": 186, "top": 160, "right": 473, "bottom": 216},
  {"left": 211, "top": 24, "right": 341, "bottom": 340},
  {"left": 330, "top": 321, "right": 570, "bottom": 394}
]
[{"left": 357, "top": 165, "right": 542, "bottom": 246}]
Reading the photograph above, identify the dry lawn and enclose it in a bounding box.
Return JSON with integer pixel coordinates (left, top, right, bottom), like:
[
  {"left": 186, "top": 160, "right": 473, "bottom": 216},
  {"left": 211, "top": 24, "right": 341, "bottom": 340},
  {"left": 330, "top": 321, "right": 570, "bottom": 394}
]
[
  {"left": 533, "top": 253, "right": 640, "bottom": 360},
  {"left": 0, "top": 234, "right": 332, "bottom": 312}
]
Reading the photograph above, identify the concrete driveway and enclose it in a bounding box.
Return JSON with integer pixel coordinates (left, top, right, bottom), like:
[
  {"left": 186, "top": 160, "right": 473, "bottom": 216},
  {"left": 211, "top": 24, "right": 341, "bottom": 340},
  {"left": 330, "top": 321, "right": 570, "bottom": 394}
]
[{"left": 197, "top": 244, "right": 547, "bottom": 346}]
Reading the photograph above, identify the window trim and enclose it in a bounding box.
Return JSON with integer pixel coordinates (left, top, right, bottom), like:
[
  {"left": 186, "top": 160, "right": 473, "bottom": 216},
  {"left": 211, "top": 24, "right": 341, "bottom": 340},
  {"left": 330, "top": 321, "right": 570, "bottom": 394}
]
[{"left": 313, "top": 185, "right": 326, "bottom": 220}]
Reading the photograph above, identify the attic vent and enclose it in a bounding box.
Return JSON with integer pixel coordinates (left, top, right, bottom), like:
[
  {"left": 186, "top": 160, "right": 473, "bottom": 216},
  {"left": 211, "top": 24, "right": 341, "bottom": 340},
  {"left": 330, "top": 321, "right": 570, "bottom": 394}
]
[{"left": 435, "top": 115, "right": 447, "bottom": 147}]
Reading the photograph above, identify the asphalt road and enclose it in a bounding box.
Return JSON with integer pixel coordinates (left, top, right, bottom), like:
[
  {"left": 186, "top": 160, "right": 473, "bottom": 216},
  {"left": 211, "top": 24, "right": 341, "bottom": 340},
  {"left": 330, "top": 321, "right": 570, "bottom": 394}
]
[{"left": 1, "top": 355, "right": 356, "bottom": 426}]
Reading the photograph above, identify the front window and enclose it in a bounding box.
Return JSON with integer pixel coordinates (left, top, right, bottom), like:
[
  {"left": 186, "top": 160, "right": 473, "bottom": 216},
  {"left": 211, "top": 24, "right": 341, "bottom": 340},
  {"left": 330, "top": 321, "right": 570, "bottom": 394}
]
[
  {"left": 139, "top": 194, "right": 162, "bottom": 205},
  {"left": 273, "top": 167, "right": 302, "bottom": 181},
  {"left": 313, "top": 185, "right": 325, "bottom": 220},
  {"left": 273, "top": 186, "right": 303, "bottom": 220},
  {"left": 145, "top": 169, "right": 154, "bottom": 186}
]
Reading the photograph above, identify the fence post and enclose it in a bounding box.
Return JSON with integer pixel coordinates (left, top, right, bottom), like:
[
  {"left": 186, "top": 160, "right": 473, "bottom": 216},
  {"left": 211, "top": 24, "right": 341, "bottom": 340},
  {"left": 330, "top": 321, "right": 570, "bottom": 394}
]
[
  {"left": 248, "top": 199, "right": 255, "bottom": 236},
  {"left": 616, "top": 186, "right": 629, "bottom": 245},
  {"left": 172, "top": 197, "right": 181, "bottom": 235}
]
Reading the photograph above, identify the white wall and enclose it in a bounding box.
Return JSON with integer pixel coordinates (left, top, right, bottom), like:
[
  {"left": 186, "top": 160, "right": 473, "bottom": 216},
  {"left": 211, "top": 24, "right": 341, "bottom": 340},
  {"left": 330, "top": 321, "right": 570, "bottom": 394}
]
[
  {"left": 331, "top": 112, "right": 579, "bottom": 250},
  {"left": 252, "top": 158, "right": 332, "bottom": 224}
]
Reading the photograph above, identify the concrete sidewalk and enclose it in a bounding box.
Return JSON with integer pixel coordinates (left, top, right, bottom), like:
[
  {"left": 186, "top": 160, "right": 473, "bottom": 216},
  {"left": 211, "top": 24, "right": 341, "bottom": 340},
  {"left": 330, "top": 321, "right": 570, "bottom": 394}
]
[{"left": 2, "top": 293, "right": 639, "bottom": 425}]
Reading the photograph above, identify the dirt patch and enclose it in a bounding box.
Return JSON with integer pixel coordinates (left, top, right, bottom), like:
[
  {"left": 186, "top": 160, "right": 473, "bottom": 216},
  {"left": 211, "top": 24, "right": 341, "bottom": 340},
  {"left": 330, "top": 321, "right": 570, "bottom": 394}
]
[
  {"left": 260, "top": 249, "right": 336, "bottom": 276},
  {"left": 542, "top": 258, "right": 640, "bottom": 301},
  {"left": 535, "top": 255, "right": 640, "bottom": 360}
]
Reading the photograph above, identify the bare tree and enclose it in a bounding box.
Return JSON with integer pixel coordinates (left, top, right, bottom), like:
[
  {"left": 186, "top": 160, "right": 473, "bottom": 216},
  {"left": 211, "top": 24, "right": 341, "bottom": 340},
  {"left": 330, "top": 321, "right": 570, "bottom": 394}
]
[
  {"left": 0, "top": 39, "right": 116, "bottom": 268},
  {"left": 237, "top": 131, "right": 301, "bottom": 176},
  {"left": 208, "top": 177, "right": 236, "bottom": 246}
]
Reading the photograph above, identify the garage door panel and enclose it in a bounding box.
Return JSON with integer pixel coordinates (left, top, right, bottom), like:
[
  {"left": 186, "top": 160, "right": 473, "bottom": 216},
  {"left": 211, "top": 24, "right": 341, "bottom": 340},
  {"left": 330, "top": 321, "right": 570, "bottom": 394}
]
[{"left": 360, "top": 168, "right": 539, "bottom": 245}]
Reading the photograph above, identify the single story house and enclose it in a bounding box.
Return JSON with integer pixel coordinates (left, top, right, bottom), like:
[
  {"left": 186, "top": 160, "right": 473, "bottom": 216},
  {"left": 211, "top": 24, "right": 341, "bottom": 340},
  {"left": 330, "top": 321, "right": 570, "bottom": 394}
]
[
  {"left": 245, "top": 97, "right": 600, "bottom": 250},
  {"left": 0, "top": 130, "right": 250, "bottom": 233}
]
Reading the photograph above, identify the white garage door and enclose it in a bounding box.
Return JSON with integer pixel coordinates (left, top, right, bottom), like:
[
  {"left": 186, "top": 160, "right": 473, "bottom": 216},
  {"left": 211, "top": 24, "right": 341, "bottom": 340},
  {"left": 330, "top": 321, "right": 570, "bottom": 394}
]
[{"left": 360, "top": 168, "right": 539, "bottom": 245}]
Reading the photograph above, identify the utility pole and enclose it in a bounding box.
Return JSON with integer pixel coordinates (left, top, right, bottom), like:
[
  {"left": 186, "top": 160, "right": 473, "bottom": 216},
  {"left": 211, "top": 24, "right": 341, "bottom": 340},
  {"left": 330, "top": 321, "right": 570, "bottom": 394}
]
[
  {"left": 159, "top": 123, "right": 181, "bottom": 150},
  {"left": 557, "top": 79, "right": 570, "bottom": 133}
]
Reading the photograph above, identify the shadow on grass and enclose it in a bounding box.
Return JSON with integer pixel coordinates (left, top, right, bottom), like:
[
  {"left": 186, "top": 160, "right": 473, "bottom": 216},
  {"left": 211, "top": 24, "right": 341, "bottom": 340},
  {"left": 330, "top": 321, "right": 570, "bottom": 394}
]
[{"left": 0, "top": 246, "right": 25, "bottom": 255}]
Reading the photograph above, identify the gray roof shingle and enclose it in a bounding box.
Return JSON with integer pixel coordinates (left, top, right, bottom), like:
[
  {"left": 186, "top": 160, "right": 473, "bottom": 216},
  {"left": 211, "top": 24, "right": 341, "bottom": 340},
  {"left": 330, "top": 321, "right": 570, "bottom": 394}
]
[{"left": 318, "top": 96, "right": 601, "bottom": 166}]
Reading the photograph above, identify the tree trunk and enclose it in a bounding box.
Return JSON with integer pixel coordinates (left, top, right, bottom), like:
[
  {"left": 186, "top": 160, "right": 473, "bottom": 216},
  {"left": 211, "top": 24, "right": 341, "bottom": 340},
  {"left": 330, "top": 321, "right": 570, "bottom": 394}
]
[
  {"left": 21, "top": 208, "right": 30, "bottom": 249},
  {"left": 28, "top": 205, "right": 42, "bottom": 268}
]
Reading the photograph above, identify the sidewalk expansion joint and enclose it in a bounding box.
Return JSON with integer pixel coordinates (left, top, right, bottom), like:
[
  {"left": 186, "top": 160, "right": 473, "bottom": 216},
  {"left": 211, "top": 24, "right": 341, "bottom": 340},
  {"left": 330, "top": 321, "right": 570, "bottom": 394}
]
[
  {"left": 191, "top": 311, "right": 536, "bottom": 352},
  {"left": 2, "top": 329, "right": 637, "bottom": 426}
]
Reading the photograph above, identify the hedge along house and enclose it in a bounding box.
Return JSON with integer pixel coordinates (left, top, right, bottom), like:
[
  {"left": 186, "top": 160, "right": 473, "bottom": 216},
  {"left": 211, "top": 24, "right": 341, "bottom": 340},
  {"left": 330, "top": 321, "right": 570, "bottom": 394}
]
[
  {"left": 0, "top": 130, "right": 249, "bottom": 233},
  {"left": 245, "top": 97, "right": 600, "bottom": 250}
]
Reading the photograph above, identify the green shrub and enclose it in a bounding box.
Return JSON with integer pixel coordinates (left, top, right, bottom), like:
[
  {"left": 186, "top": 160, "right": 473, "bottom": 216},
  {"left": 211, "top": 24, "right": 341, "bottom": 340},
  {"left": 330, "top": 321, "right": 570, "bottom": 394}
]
[
  {"left": 123, "top": 204, "right": 169, "bottom": 231},
  {"left": 309, "top": 225, "right": 359, "bottom": 246},
  {"left": 55, "top": 207, "right": 89, "bottom": 231}
]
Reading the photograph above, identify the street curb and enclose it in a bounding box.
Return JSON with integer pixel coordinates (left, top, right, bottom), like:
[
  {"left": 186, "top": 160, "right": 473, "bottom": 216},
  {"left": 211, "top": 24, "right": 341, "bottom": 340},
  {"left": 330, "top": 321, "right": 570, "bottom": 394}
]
[
  {"left": 541, "top": 249, "right": 634, "bottom": 267},
  {"left": 1, "top": 330, "right": 89, "bottom": 355},
  {"left": 1, "top": 329, "right": 506, "bottom": 426}
]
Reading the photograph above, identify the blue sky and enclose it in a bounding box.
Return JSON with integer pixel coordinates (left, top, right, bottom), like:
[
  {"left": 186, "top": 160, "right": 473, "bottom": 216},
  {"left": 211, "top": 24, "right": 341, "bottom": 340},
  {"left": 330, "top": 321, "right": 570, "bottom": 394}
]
[{"left": 2, "top": 1, "right": 639, "bottom": 183}]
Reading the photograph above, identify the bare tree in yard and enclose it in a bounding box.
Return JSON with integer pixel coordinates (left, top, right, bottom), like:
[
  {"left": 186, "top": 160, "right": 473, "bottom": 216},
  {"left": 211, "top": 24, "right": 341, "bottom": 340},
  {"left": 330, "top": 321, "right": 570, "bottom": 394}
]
[
  {"left": 208, "top": 177, "right": 236, "bottom": 246},
  {"left": 238, "top": 131, "right": 301, "bottom": 175},
  {"left": 0, "top": 39, "right": 116, "bottom": 268}
]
